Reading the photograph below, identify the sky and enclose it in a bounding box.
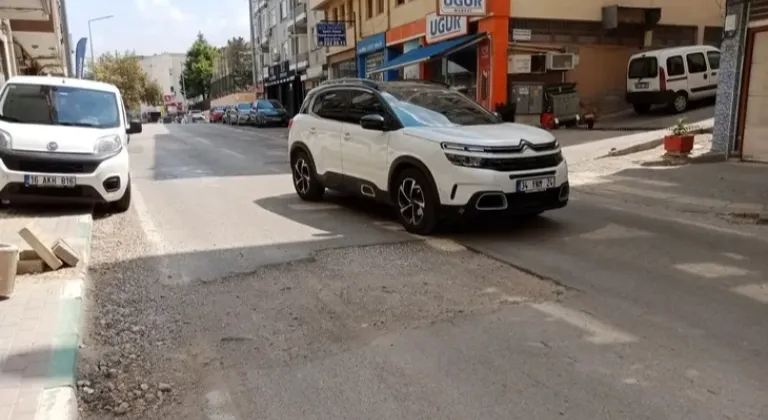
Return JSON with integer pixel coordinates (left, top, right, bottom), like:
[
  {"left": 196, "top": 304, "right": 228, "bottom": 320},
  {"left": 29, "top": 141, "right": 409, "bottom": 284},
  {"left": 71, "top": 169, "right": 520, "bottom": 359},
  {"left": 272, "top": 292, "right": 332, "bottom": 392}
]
[{"left": 66, "top": 0, "right": 251, "bottom": 58}]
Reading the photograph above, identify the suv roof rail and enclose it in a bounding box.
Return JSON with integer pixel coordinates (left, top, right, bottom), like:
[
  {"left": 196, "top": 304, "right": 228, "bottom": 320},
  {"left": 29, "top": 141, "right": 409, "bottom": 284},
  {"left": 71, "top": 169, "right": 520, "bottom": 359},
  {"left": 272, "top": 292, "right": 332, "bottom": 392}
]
[{"left": 319, "top": 78, "right": 379, "bottom": 89}]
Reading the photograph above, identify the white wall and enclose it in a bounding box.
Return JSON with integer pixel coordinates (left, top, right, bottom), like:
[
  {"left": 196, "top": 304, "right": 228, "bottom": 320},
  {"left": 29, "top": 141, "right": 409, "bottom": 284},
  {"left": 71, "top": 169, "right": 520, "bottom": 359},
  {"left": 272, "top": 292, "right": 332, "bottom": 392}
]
[{"left": 139, "top": 53, "right": 186, "bottom": 102}]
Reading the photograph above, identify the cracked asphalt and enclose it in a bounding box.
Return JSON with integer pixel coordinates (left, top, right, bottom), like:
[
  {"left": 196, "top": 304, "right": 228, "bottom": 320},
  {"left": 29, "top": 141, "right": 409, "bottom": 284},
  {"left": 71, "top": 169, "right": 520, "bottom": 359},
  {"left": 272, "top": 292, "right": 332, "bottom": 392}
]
[{"left": 76, "top": 121, "right": 767, "bottom": 420}]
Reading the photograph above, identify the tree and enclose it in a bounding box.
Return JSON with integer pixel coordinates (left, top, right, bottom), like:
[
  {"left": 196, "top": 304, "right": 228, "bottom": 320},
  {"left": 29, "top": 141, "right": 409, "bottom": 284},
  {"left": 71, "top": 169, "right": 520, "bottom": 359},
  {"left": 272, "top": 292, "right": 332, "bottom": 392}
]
[
  {"left": 225, "top": 36, "right": 252, "bottom": 91},
  {"left": 91, "top": 51, "right": 163, "bottom": 110},
  {"left": 180, "top": 32, "right": 216, "bottom": 100}
]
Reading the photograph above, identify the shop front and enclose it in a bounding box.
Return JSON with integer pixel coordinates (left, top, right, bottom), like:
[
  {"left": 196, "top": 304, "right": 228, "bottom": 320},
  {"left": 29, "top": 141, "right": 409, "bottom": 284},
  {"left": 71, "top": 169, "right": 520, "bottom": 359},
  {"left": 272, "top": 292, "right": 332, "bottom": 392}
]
[
  {"left": 264, "top": 60, "right": 301, "bottom": 115},
  {"left": 357, "top": 32, "right": 401, "bottom": 80},
  {"left": 375, "top": 1, "right": 509, "bottom": 110}
]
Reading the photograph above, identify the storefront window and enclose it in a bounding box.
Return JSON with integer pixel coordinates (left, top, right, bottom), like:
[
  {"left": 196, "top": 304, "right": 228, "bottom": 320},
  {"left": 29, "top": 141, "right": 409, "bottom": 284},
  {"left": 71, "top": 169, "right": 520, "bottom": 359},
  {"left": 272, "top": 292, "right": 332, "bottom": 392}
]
[
  {"left": 365, "top": 52, "right": 385, "bottom": 81},
  {"left": 331, "top": 59, "right": 357, "bottom": 78}
]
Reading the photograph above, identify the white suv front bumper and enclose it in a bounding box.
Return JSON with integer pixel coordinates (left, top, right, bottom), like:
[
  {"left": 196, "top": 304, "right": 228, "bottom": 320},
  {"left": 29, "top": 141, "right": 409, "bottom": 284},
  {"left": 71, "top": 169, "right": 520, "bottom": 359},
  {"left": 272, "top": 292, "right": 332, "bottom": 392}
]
[{"left": 0, "top": 149, "right": 130, "bottom": 204}]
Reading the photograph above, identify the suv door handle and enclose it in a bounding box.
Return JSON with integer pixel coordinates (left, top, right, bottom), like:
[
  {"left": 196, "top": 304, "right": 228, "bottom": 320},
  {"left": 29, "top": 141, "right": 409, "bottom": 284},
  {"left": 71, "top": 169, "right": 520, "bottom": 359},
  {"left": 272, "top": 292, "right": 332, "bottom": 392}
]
[
  {"left": 309, "top": 127, "right": 317, "bottom": 133},
  {"left": 343, "top": 133, "right": 350, "bottom": 140},
  {"left": 703, "top": 74, "right": 708, "bottom": 79}
]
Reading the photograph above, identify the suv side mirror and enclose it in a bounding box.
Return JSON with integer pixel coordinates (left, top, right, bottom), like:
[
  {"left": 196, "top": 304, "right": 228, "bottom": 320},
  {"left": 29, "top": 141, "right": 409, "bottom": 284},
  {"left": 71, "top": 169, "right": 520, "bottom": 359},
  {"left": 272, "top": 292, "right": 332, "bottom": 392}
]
[
  {"left": 127, "top": 120, "right": 142, "bottom": 134},
  {"left": 360, "top": 114, "right": 386, "bottom": 131}
]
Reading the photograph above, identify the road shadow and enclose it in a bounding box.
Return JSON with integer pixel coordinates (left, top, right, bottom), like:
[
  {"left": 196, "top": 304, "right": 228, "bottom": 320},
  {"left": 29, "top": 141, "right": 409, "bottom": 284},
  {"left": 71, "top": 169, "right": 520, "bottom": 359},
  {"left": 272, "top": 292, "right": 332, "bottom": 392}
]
[{"left": 593, "top": 100, "right": 714, "bottom": 131}]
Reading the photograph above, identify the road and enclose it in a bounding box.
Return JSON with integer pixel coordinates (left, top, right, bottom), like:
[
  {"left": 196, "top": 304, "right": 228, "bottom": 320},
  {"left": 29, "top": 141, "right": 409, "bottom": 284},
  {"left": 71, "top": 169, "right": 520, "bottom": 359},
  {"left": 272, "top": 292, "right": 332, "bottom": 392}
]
[{"left": 76, "top": 122, "right": 767, "bottom": 420}]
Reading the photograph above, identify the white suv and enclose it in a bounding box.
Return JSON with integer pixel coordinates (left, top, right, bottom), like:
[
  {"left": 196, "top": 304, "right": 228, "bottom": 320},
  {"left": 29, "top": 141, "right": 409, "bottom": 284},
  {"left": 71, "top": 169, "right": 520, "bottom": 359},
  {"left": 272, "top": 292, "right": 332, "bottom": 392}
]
[
  {"left": 0, "top": 76, "right": 140, "bottom": 212},
  {"left": 288, "top": 79, "right": 569, "bottom": 234}
]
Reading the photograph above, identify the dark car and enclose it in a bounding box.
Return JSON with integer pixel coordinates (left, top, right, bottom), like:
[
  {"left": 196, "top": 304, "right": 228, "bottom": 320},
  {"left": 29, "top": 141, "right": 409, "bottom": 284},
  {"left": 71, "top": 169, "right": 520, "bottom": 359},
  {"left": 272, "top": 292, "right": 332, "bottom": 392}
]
[
  {"left": 249, "top": 99, "right": 289, "bottom": 127},
  {"left": 209, "top": 106, "right": 225, "bottom": 123}
]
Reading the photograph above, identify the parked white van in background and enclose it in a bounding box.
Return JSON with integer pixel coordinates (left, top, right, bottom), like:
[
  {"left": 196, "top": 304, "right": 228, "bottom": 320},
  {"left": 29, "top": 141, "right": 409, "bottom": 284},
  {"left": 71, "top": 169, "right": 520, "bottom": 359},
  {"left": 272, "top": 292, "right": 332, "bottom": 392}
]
[{"left": 626, "top": 45, "right": 720, "bottom": 114}]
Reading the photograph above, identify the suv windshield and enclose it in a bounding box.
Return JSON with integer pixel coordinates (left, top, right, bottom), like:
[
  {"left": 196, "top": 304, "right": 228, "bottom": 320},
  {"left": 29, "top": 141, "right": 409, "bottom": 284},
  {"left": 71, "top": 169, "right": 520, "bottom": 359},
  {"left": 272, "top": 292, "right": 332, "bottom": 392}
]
[
  {"left": 0, "top": 83, "right": 120, "bottom": 128},
  {"left": 382, "top": 87, "right": 499, "bottom": 127}
]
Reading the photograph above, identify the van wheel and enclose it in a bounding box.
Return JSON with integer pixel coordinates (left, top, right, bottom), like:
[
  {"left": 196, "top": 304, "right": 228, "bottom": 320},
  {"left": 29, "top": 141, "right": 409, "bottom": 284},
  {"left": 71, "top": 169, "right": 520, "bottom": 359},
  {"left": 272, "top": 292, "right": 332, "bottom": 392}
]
[
  {"left": 112, "top": 181, "right": 131, "bottom": 213},
  {"left": 669, "top": 93, "right": 688, "bottom": 113},
  {"left": 632, "top": 103, "right": 651, "bottom": 114}
]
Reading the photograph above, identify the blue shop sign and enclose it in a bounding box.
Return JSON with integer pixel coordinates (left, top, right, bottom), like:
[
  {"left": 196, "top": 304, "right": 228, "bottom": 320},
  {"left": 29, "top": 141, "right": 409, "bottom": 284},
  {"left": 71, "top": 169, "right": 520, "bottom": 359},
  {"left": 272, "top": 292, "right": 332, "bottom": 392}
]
[{"left": 357, "top": 32, "right": 386, "bottom": 55}]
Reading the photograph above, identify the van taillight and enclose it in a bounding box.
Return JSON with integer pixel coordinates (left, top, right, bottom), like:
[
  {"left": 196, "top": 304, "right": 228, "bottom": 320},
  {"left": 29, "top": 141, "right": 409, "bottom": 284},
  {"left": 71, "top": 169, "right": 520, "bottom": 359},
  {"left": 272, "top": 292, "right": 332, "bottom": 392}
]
[
  {"left": 288, "top": 118, "right": 293, "bottom": 129},
  {"left": 659, "top": 66, "right": 667, "bottom": 91}
]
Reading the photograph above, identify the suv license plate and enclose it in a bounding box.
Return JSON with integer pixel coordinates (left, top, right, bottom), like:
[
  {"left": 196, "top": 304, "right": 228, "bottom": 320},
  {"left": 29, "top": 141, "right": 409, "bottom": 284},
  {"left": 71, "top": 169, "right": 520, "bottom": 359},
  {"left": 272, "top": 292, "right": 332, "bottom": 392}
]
[
  {"left": 24, "top": 174, "right": 76, "bottom": 188},
  {"left": 635, "top": 82, "right": 649, "bottom": 89},
  {"left": 517, "top": 177, "right": 555, "bottom": 193}
]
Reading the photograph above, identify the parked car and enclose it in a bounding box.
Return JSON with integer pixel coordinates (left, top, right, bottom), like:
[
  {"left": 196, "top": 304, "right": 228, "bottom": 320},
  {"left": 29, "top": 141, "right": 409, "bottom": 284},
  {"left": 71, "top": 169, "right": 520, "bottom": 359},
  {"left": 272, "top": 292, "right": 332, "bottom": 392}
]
[
  {"left": 222, "top": 106, "right": 234, "bottom": 124},
  {"left": 249, "top": 99, "right": 290, "bottom": 127},
  {"left": 189, "top": 110, "right": 205, "bottom": 123},
  {"left": 0, "top": 75, "right": 141, "bottom": 212},
  {"left": 230, "top": 102, "right": 251, "bottom": 125},
  {"left": 626, "top": 45, "right": 720, "bottom": 114},
  {"left": 209, "top": 106, "right": 225, "bottom": 123},
  {"left": 288, "top": 79, "right": 568, "bottom": 235}
]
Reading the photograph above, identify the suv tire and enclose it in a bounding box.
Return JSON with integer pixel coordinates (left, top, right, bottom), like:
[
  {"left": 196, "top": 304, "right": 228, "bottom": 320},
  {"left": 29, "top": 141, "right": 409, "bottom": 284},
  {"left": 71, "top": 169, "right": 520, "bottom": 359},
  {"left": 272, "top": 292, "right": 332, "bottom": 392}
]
[
  {"left": 394, "top": 168, "right": 438, "bottom": 235},
  {"left": 112, "top": 181, "right": 131, "bottom": 213},
  {"left": 291, "top": 150, "right": 324, "bottom": 201}
]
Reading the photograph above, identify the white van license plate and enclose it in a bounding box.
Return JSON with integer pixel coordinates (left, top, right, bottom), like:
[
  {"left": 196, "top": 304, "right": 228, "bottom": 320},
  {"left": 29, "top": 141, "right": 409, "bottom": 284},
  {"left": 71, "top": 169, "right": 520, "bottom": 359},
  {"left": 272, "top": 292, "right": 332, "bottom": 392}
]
[
  {"left": 517, "top": 177, "right": 555, "bottom": 193},
  {"left": 635, "top": 82, "right": 649, "bottom": 89},
  {"left": 24, "top": 175, "right": 76, "bottom": 188}
]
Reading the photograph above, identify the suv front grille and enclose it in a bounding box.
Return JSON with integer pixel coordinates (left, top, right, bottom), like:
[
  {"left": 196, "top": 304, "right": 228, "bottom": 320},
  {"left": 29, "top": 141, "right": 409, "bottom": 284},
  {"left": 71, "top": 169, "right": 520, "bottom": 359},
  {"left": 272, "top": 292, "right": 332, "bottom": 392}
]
[
  {"left": 2, "top": 157, "right": 99, "bottom": 174},
  {"left": 482, "top": 152, "right": 563, "bottom": 172}
]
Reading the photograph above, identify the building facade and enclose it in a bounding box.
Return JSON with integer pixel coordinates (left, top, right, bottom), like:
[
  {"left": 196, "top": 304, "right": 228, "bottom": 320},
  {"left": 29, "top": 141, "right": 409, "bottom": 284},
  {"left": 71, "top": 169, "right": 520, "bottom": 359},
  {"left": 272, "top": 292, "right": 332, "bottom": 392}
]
[
  {"left": 309, "top": 0, "right": 723, "bottom": 114},
  {"left": 712, "top": 0, "right": 768, "bottom": 162},
  {"left": 138, "top": 53, "right": 186, "bottom": 110},
  {"left": 251, "top": 0, "right": 322, "bottom": 114}
]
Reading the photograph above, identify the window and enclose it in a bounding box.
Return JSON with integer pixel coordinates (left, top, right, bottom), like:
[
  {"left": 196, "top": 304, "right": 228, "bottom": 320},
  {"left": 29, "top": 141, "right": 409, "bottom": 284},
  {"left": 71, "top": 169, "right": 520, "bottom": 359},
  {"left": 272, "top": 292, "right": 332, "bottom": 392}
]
[
  {"left": 347, "top": 90, "right": 385, "bottom": 123},
  {"left": 666, "top": 56, "right": 685, "bottom": 77},
  {"left": 347, "top": 0, "right": 353, "bottom": 19},
  {"left": 366, "top": 0, "right": 373, "bottom": 18},
  {"left": 627, "top": 57, "right": 658, "bottom": 78},
  {"left": 282, "top": 40, "right": 291, "bottom": 57},
  {"left": 686, "top": 53, "right": 707, "bottom": 73},
  {"left": 396, "top": 0, "right": 405, "bottom": 4},
  {"left": 269, "top": 9, "right": 276, "bottom": 26},
  {"left": 0, "top": 83, "right": 120, "bottom": 128},
  {"left": 377, "top": 0, "right": 384, "bottom": 14},
  {"left": 381, "top": 87, "right": 500, "bottom": 127},
  {"left": 279, "top": 1, "right": 287, "bottom": 20},
  {"left": 340, "top": 5, "right": 346, "bottom": 25},
  {"left": 706, "top": 51, "right": 720, "bottom": 70},
  {"left": 332, "top": 7, "right": 338, "bottom": 22},
  {"left": 312, "top": 90, "right": 347, "bottom": 121}
]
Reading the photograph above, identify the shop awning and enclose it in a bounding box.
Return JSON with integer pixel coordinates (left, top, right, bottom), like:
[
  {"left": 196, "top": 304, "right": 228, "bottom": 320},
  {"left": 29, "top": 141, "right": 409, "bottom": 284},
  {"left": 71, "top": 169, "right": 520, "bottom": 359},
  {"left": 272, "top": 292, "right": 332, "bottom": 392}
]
[{"left": 368, "top": 33, "right": 487, "bottom": 75}]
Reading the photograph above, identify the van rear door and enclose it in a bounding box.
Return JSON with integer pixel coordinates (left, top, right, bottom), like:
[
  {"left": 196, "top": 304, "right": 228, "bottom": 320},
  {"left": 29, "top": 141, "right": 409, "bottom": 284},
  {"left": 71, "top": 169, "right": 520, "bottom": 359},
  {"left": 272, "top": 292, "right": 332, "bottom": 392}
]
[{"left": 627, "top": 56, "right": 660, "bottom": 93}]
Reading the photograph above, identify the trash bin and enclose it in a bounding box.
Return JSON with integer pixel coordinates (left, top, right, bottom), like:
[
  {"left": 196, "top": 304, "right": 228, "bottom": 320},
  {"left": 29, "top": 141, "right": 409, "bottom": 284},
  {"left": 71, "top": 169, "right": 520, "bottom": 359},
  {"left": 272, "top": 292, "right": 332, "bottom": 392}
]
[{"left": 0, "top": 243, "right": 19, "bottom": 297}]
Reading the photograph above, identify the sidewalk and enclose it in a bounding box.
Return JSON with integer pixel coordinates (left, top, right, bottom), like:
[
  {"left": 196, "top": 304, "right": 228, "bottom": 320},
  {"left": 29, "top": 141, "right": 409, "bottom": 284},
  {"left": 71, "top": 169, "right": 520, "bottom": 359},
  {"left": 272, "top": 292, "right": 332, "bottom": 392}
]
[
  {"left": 563, "top": 127, "right": 768, "bottom": 221},
  {"left": 0, "top": 210, "right": 93, "bottom": 420}
]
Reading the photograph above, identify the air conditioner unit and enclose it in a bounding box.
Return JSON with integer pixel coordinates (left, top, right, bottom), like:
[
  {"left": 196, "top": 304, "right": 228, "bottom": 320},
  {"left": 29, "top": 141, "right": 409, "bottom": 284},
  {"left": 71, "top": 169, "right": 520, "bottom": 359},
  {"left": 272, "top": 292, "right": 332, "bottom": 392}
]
[{"left": 546, "top": 53, "right": 577, "bottom": 71}]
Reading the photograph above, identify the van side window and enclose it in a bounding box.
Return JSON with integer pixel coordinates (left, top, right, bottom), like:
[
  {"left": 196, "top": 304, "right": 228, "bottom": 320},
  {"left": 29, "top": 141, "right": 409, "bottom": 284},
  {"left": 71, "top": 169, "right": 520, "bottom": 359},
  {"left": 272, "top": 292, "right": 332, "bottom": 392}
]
[
  {"left": 706, "top": 51, "right": 720, "bottom": 70},
  {"left": 666, "top": 56, "right": 685, "bottom": 76},
  {"left": 686, "top": 53, "right": 708, "bottom": 73}
]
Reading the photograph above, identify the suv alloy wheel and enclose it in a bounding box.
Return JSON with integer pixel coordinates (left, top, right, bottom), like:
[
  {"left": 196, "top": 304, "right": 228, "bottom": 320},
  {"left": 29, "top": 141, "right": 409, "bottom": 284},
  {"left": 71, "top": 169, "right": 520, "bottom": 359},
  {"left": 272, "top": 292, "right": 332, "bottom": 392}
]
[
  {"left": 291, "top": 150, "right": 324, "bottom": 201},
  {"left": 394, "top": 168, "right": 437, "bottom": 235}
]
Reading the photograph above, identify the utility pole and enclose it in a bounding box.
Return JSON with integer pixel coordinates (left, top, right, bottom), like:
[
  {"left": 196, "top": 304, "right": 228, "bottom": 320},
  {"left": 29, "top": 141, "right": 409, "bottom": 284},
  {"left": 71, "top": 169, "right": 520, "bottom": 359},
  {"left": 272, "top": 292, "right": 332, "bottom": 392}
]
[{"left": 248, "top": 0, "right": 258, "bottom": 89}]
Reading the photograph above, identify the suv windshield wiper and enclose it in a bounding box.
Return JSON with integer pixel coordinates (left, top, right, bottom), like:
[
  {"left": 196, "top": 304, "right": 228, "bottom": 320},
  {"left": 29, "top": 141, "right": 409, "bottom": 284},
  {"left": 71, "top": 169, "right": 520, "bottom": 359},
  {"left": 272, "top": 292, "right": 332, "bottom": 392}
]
[{"left": 0, "top": 115, "right": 25, "bottom": 123}]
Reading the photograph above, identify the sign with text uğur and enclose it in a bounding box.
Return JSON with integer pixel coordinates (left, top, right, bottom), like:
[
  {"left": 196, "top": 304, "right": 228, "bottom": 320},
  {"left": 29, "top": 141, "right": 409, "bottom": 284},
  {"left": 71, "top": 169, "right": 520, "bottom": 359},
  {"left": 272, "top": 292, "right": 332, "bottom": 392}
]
[
  {"left": 317, "top": 22, "right": 347, "bottom": 47},
  {"left": 437, "top": 0, "right": 487, "bottom": 16}
]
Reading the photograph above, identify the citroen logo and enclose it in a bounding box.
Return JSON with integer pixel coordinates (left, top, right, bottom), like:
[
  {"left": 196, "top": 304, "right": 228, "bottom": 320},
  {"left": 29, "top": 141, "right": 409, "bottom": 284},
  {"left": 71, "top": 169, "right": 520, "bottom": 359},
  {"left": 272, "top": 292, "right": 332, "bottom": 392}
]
[
  {"left": 520, "top": 140, "right": 531, "bottom": 151},
  {"left": 47, "top": 141, "right": 58, "bottom": 151}
]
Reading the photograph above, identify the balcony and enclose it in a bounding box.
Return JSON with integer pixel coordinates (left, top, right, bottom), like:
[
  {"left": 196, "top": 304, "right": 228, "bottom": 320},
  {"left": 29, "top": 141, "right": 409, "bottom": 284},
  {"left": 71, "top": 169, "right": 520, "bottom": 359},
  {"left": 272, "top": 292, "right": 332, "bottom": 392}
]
[
  {"left": 290, "top": 52, "right": 309, "bottom": 71},
  {"left": 255, "top": 0, "right": 267, "bottom": 11},
  {"left": 308, "top": 0, "right": 333, "bottom": 11},
  {"left": 286, "top": 3, "right": 307, "bottom": 32}
]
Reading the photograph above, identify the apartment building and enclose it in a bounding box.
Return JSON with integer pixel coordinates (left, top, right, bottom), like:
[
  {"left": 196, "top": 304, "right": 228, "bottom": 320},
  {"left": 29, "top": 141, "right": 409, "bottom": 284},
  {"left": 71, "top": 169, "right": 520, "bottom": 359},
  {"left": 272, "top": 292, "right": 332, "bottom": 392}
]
[
  {"left": 251, "top": 0, "right": 323, "bottom": 114},
  {"left": 0, "top": 0, "right": 71, "bottom": 79},
  {"left": 138, "top": 53, "right": 186, "bottom": 108},
  {"left": 712, "top": 0, "right": 768, "bottom": 162},
  {"left": 310, "top": 0, "right": 724, "bottom": 114}
]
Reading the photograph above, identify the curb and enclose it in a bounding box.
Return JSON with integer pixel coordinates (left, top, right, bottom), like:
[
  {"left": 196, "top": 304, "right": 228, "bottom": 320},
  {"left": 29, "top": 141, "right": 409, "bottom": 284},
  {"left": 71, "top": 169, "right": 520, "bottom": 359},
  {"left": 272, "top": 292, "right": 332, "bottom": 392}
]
[
  {"left": 40, "top": 214, "right": 93, "bottom": 420},
  {"left": 599, "top": 125, "right": 714, "bottom": 158}
]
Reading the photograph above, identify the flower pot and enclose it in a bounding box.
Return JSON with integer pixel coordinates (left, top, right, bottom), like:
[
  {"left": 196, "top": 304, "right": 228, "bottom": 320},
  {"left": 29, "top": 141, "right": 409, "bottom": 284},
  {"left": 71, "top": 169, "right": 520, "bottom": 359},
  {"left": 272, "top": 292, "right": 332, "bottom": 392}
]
[
  {"left": 664, "top": 135, "right": 695, "bottom": 155},
  {"left": 0, "top": 243, "right": 19, "bottom": 298}
]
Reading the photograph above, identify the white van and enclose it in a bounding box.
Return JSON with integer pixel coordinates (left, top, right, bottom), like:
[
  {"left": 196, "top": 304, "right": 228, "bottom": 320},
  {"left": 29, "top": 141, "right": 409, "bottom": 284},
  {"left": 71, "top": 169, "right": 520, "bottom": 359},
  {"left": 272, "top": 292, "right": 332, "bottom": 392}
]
[
  {"left": 626, "top": 45, "right": 720, "bottom": 114},
  {"left": 0, "top": 76, "right": 140, "bottom": 211}
]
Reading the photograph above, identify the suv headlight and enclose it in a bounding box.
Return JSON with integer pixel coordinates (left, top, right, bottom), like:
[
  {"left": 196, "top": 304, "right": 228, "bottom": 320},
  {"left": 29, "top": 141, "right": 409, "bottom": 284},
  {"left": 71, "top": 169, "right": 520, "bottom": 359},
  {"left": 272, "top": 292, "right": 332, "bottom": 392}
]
[
  {"left": 0, "top": 130, "right": 11, "bottom": 150},
  {"left": 94, "top": 135, "right": 122, "bottom": 154},
  {"left": 445, "top": 153, "right": 483, "bottom": 167}
]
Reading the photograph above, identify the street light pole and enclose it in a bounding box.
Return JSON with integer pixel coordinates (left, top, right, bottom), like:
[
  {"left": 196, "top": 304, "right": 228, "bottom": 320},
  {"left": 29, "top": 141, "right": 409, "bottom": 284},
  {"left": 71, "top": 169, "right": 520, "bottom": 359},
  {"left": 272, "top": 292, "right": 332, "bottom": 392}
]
[{"left": 87, "top": 15, "right": 114, "bottom": 71}]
